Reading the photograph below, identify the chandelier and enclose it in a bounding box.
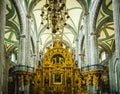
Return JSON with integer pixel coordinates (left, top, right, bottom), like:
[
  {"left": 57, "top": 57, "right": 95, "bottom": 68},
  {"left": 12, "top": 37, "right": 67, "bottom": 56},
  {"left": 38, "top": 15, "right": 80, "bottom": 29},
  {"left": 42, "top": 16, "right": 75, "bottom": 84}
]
[{"left": 40, "top": 0, "right": 69, "bottom": 33}]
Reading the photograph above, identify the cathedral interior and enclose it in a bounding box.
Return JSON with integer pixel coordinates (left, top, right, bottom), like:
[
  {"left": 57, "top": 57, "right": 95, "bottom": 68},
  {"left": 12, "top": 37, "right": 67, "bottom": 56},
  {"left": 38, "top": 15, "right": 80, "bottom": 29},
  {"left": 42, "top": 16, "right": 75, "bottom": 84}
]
[{"left": 0, "top": 0, "right": 120, "bottom": 94}]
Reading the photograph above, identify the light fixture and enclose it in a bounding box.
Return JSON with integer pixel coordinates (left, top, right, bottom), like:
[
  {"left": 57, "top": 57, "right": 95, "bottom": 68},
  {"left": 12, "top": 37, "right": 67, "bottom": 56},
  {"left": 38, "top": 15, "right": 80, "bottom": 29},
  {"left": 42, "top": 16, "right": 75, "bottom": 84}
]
[{"left": 40, "top": 0, "right": 69, "bottom": 33}]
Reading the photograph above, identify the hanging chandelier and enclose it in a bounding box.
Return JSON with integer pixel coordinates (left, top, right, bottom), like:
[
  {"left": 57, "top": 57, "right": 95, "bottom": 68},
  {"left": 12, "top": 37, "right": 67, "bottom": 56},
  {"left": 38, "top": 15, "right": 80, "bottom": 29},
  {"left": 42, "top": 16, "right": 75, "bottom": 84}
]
[{"left": 40, "top": 0, "right": 69, "bottom": 33}]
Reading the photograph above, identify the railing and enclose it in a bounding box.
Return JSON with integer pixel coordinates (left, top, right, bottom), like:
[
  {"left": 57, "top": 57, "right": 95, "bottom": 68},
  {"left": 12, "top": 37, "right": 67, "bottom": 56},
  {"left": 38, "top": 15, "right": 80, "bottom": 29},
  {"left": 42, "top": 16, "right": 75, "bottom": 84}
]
[
  {"left": 81, "top": 64, "right": 105, "bottom": 71},
  {"left": 10, "top": 65, "right": 34, "bottom": 73}
]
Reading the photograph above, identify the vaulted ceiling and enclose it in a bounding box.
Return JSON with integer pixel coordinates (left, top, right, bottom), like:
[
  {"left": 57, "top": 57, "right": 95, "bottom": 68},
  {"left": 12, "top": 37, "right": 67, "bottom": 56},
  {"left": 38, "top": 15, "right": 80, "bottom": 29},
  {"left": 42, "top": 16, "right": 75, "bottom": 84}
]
[
  {"left": 32, "top": 0, "right": 83, "bottom": 50},
  {"left": 5, "top": 0, "right": 114, "bottom": 59}
]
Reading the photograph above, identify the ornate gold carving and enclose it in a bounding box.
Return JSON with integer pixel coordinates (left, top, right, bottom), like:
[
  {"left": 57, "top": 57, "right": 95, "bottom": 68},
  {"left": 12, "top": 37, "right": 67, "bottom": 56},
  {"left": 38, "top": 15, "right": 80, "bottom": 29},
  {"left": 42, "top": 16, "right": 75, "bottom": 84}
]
[
  {"left": 11, "top": 45, "right": 86, "bottom": 93},
  {"left": 93, "top": 75, "right": 99, "bottom": 86},
  {"left": 33, "top": 45, "right": 82, "bottom": 93},
  {"left": 86, "top": 75, "right": 92, "bottom": 86},
  {"left": 81, "top": 69, "right": 103, "bottom": 88}
]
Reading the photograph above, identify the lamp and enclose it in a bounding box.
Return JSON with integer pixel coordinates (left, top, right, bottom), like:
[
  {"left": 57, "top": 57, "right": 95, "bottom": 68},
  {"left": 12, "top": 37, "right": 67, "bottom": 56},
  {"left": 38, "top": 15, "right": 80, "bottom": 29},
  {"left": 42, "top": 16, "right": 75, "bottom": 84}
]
[{"left": 40, "top": 0, "right": 69, "bottom": 33}]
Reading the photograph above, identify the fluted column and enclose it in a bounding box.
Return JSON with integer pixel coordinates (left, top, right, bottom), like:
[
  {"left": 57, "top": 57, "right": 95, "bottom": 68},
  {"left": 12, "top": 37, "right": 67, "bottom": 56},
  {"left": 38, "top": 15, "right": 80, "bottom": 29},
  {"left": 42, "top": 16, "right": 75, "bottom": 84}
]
[
  {"left": 18, "top": 34, "right": 26, "bottom": 65},
  {"left": 78, "top": 33, "right": 82, "bottom": 68},
  {"left": 84, "top": 14, "right": 89, "bottom": 66},
  {"left": 89, "top": 0, "right": 103, "bottom": 65},
  {"left": 112, "top": 0, "right": 120, "bottom": 58},
  {"left": 88, "top": 0, "right": 103, "bottom": 93},
  {"left": 89, "top": 14, "right": 99, "bottom": 94},
  {"left": 75, "top": 39, "right": 79, "bottom": 66},
  {"left": 0, "top": 0, "right": 6, "bottom": 94},
  {"left": 78, "top": 37, "right": 82, "bottom": 68},
  {"left": 89, "top": 34, "right": 98, "bottom": 65},
  {"left": 24, "top": 75, "right": 30, "bottom": 94},
  {"left": 32, "top": 55, "right": 36, "bottom": 67},
  {"left": 89, "top": 10, "right": 98, "bottom": 65},
  {"left": 18, "top": 21, "right": 27, "bottom": 65},
  {"left": 26, "top": 15, "right": 31, "bottom": 66},
  {"left": 36, "top": 41, "right": 40, "bottom": 67},
  {"left": 12, "top": 0, "right": 27, "bottom": 65},
  {"left": 112, "top": 0, "right": 120, "bottom": 93}
]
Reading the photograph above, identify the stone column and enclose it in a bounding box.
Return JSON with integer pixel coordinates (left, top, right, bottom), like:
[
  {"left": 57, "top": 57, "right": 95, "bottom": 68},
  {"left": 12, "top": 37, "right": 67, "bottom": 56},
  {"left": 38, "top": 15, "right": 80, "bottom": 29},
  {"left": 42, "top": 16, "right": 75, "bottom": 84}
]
[
  {"left": 78, "top": 38, "right": 82, "bottom": 68},
  {"left": 75, "top": 39, "right": 79, "bottom": 60},
  {"left": 88, "top": 0, "right": 103, "bottom": 93},
  {"left": 13, "top": 0, "right": 27, "bottom": 66},
  {"left": 89, "top": 10, "right": 98, "bottom": 65},
  {"left": 89, "top": 34, "right": 98, "bottom": 65},
  {"left": 36, "top": 41, "right": 40, "bottom": 67},
  {"left": 3, "top": 60, "right": 10, "bottom": 94},
  {"left": 75, "top": 39, "right": 79, "bottom": 66},
  {"left": 18, "top": 34, "right": 26, "bottom": 65},
  {"left": 19, "top": 16, "right": 32, "bottom": 94},
  {"left": 26, "top": 15, "right": 31, "bottom": 66},
  {"left": 112, "top": 0, "right": 120, "bottom": 93},
  {"left": 24, "top": 75, "right": 30, "bottom": 94},
  {"left": 32, "top": 55, "right": 36, "bottom": 67},
  {"left": 78, "top": 32, "right": 84, "bottom": 68},
  {"left": 0, "top": 0, "right": 6, "bottom": 94},
  {"left": 84, "top": 14, "right": 89, "bottom": 66},
  {"left": 112, "top": 0, "right": 120, "bottom": 58},
  {"left": 89, "top": 0, "right": 103, "bottom": 65},
  {"left": 89, "top": 19, "right": 99, "bottom": 94},
  {"left": 17, "top": 14, "right": 27, "bottom": 66}
]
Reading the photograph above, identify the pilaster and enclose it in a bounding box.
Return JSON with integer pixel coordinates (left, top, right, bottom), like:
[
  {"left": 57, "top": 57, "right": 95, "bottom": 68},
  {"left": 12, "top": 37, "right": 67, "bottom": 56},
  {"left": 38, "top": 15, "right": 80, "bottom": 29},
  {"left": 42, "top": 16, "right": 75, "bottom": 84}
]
[
  {"left": 84, "top": 13, "right": 89, "bottom": 66},
  {"left": 89, "top": 33, "right": 98, "bottom": 65},
  {"left": 89, "top": 0, "right": 103, "bottom": 66},
  {"left": 36, "top": 41, "right": 40, "bottom": 67},
  {"left": 112, "top": 0, "right": 120, "bottom": 93},
  {"left": 12, "top": 0, "right": 27, "bottom": 66},
  {"left": 0, "top": 0, "right": 6, "bottom": 93},
  {"left": 75, "top": 39, "right": 79, "bottom": 67},
  {"left": 18, "top": 34, "right": 26, "bottom": 65},
  {"left": 26, "top": 15, "right": 32, "bottom": 66}
]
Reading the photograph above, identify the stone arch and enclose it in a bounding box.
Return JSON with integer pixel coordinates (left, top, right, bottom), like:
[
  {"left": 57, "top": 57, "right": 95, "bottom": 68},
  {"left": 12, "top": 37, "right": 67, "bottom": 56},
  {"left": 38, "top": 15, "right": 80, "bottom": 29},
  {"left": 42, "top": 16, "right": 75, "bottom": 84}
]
[{"left": 12, "top": 0, "right": 26, "bottom": 34}]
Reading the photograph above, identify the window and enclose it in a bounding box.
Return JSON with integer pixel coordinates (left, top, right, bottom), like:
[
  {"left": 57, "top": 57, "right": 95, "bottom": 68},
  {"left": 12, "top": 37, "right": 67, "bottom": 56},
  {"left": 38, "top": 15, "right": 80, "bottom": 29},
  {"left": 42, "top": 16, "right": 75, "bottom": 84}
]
[{"left": 11, "top": 53, "right": 17, "bottom": 63}]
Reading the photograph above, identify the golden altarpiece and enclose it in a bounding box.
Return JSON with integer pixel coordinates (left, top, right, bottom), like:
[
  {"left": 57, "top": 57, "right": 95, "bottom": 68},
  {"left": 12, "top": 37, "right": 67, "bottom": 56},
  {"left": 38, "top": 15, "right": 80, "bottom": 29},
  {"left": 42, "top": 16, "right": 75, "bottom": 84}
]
[
  {"left": 9, "top": 43, "right": 106, "bottom": 94},
  {"left": 33, "top": 43, "right": 82, "bottom": 94}
]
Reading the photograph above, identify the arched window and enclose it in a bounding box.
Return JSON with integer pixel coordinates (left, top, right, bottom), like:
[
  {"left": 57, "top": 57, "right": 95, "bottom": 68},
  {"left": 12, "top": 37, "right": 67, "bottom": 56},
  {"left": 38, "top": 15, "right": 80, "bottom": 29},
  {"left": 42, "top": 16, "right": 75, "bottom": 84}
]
[
  {"left": 11, "top": 53, "right": 17, "bottom": 63},
  {"left": 100, "top": 51, "right": 108, "bottom": 62}
]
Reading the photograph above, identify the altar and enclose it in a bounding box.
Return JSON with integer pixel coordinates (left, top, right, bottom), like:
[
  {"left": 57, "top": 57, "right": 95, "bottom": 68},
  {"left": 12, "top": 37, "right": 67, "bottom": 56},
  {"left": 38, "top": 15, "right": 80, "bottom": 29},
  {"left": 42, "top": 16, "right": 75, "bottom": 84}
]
[{"left": 33, "top": 44, "right": 82, "bottom": 94}]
